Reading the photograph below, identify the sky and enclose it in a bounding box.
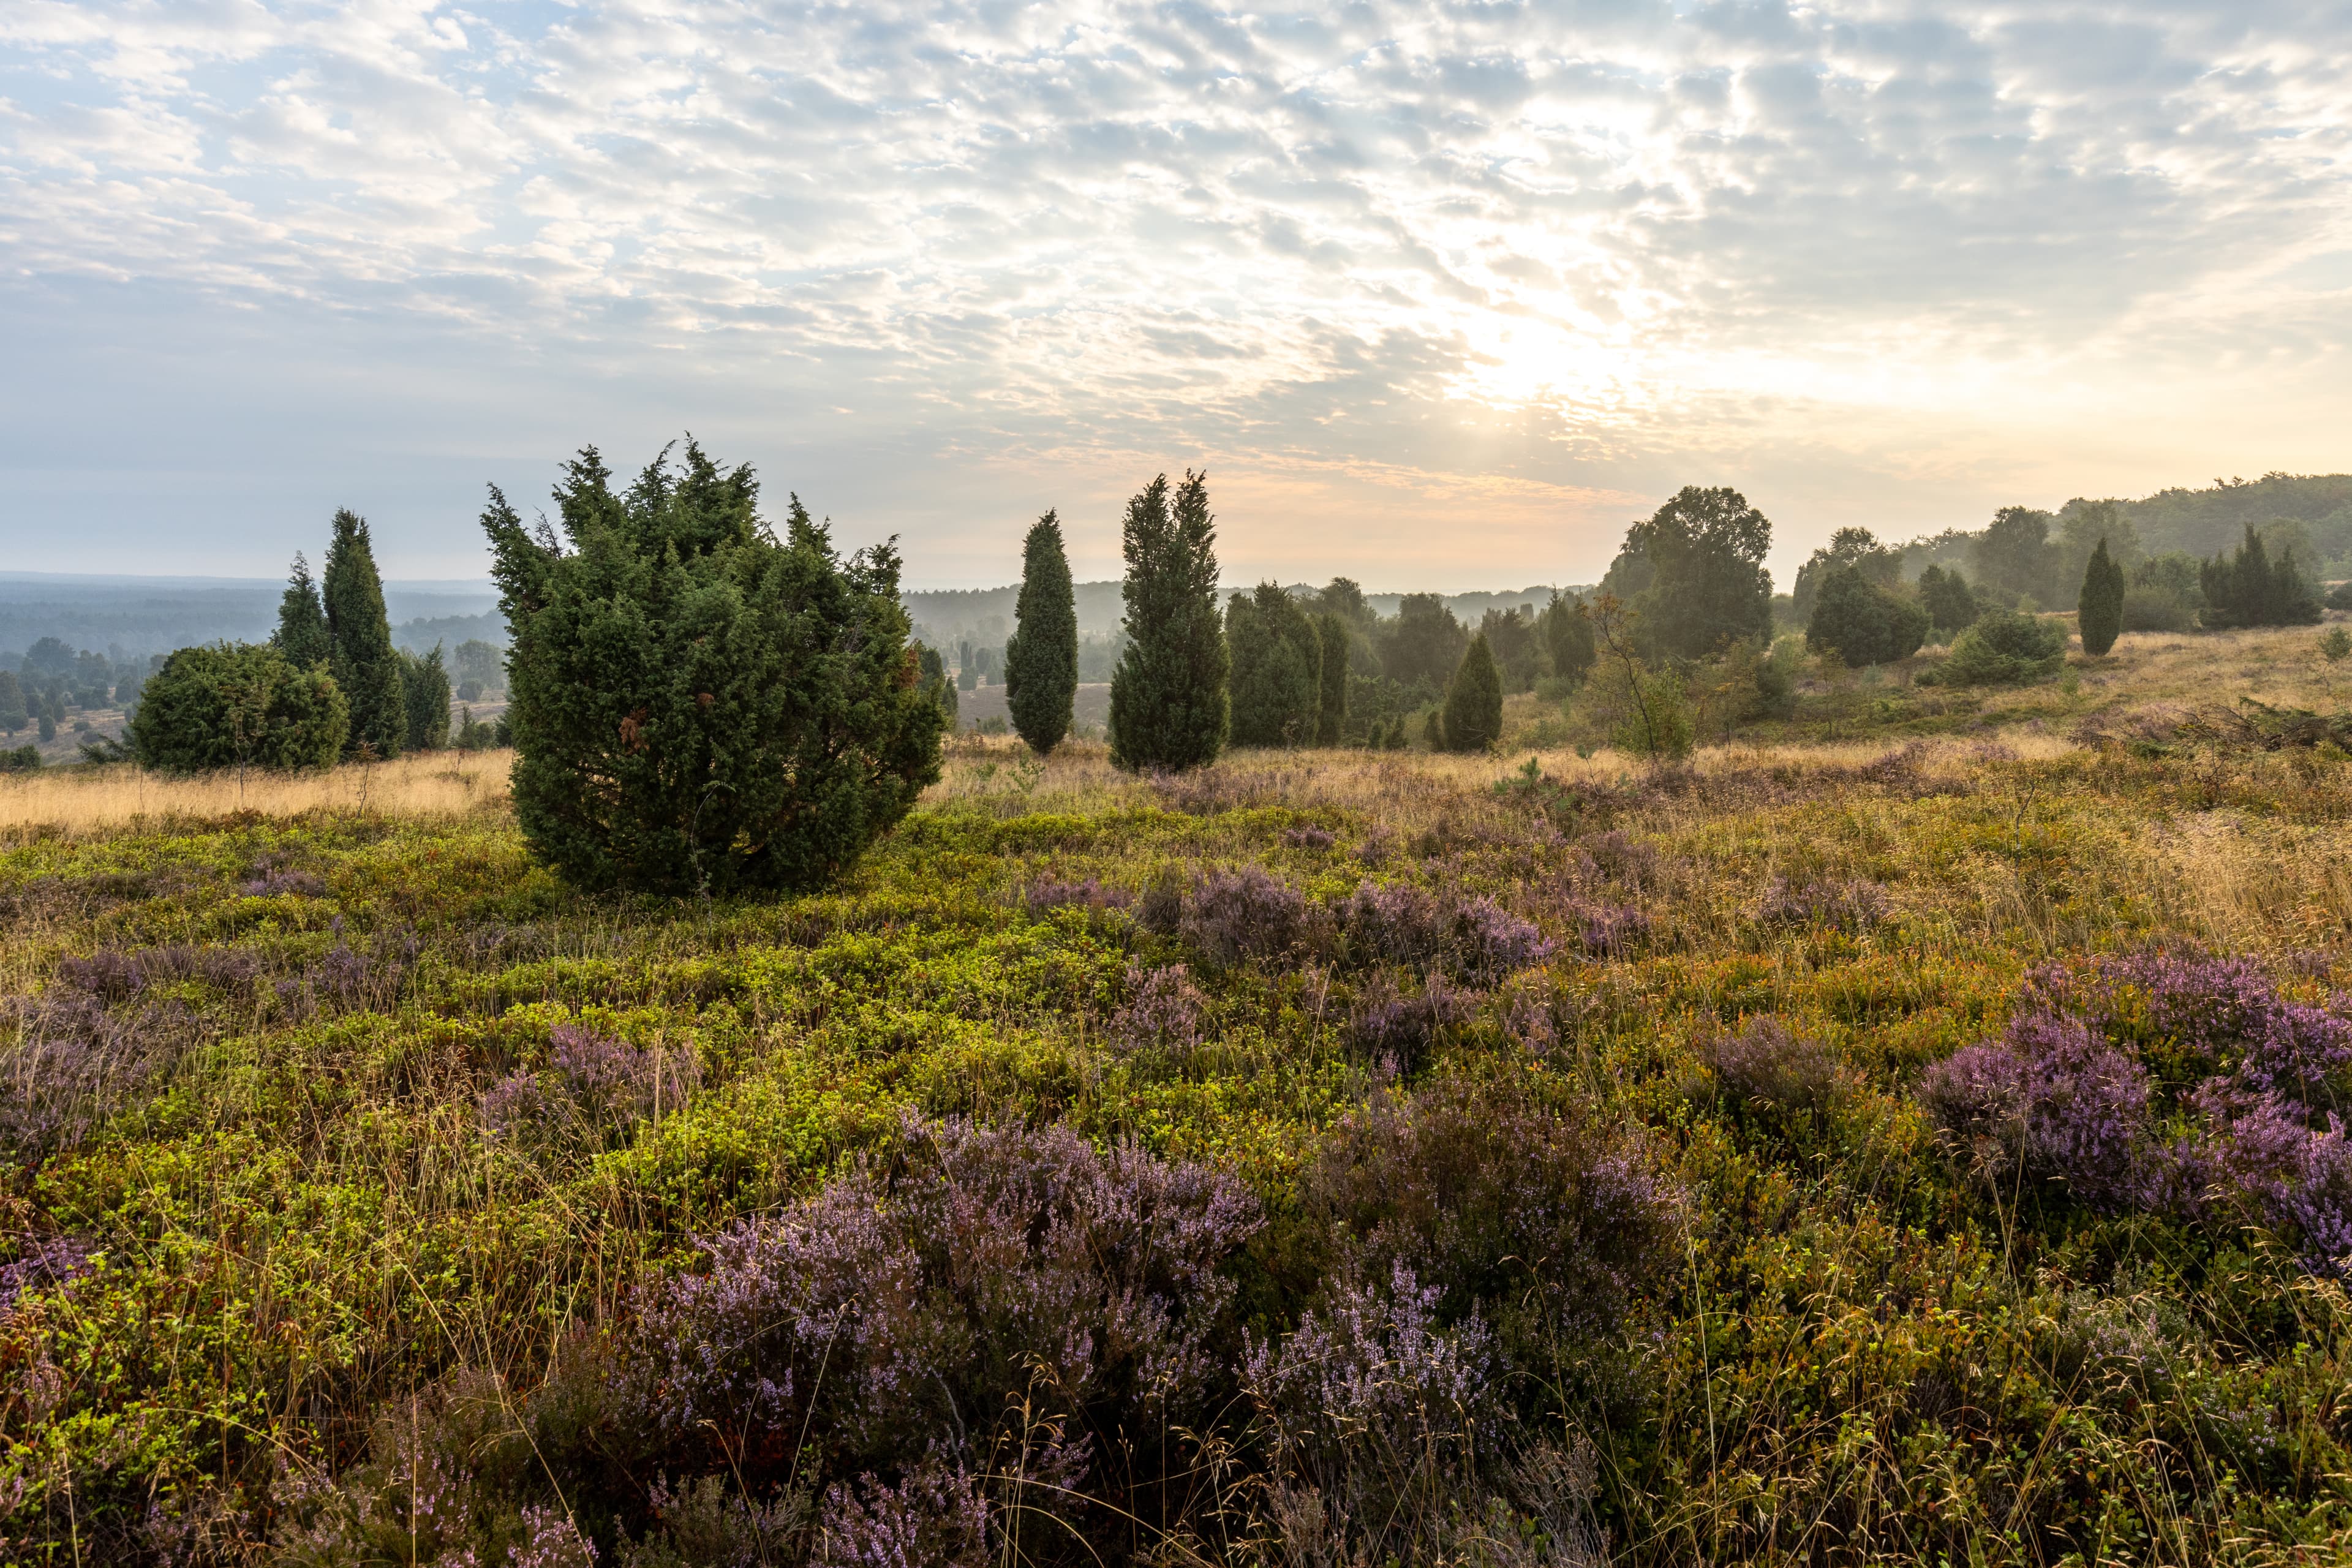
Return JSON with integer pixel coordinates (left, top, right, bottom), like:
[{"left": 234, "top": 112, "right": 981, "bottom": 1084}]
[{"left": 2, "top": 1, "right": 2349, "bottom": 590}]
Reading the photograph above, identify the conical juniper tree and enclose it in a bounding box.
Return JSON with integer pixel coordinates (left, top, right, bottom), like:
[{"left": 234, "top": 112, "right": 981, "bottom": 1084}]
[
  {"left": 273, "top": 553, "right": 332, "bottom": 669},
  {"left": 1005, "top": 509, "right": 1078, "bottom": 755},
  {"left": 1108, "top": 471, "right": 1227, "bottom": 771},
  {"left": 1441, "top": 631, "right": 1504, "bottom": 752},
  {"left": 1227, "top": 582, "right": 1321, "bottom": 747},
  {"left": 483, "top": 440, "right": 943, "bottom": 894},
  {"left": 398, "top": 645, "right": 451, "bottom": 751},
  {"left": 2076, "top": 537, "right": 2125, "bottom": 656},
  {"left": 1314, "top": 611, "right": 1349, "bottom": 744},
  {"left": 322, "top": 510, "right": 407, "bottom": 758}
]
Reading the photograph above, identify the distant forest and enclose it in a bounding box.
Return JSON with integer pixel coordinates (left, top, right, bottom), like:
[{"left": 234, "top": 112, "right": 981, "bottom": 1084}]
[{"left": 7, "top": 470, "right": 2346, "bottom": 673}]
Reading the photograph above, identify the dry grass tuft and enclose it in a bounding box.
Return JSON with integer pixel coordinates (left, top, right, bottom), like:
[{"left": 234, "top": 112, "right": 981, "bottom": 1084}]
[{"left": 0, "top": 749, "right": 516, "bottom": 835}]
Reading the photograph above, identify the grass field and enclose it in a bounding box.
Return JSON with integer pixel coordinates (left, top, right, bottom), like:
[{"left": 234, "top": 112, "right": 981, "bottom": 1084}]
[{"left": 4, "top": 624, "right": 2352, "bottom": 1566}]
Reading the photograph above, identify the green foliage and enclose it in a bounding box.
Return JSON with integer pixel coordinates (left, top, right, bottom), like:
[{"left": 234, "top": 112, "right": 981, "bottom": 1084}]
[
  {"left": 1930, "top": 610, "right": 2068, "bottom": 686},
  {"left": 1804, "top": 564, "right": 1929, "bottom": 667},
  {"left": 1005, "top": 509, "right": 1077, "bottom": 755},
  {"left": 2122, "top": 552, "right": 2204, "bottom": 632},
  {"left": 916, "top": 644, "right": 959, "bottom": 724},
  {"left": 1109, "top": 471, "right": 1228, "bottom": 771},
  {"left": 451, "top": 638, "right": 507, "bottom": 693},
  {"left": 0, "top": 742, "right": 38, "bottom": 771},
  {"left": 398, "top": 645, "right": 452, "bottom": 752},
  {"left": 0, "top": 669, "right": 24, "bottom": 734},
  {"left": 1539, "top": 589, "right": 1595, "bottom": 687},
  {"left": 1228, "top": 583, "right": 1322, "bottom": 747},
  {"left": 1608, "top": 663, "right": 1694, "bottom": 760},
  {"left": 271, "top": 552, "right": 332, "bottom": 669},
  {"left": 1439, "top": 631, "right": 1503, "bottom": 752},
  {"left": 126, "top": 641, "right": 349, "bottom": 774},
  {"left": 1915, "top": 564, "right": 1981, "bottom": 636},
  {"left": 1314, "top": 612, "right": 1349, "bottom": 744},
  {"left": 1605, "top": 486, "right": 1774, "bottom": 659},
  {"left": 1379, "top": 592, "right": 1468, "bottom": 690},
  {"left": 2076, "top": 536, "right": 2126, "bottom": 655},
  {"left": 2321, "top": 627, "right": 2351, "bottom": 663},
  {"left": 1972, "top": 505, "right": 2056, "bottom": 604},
  {"left": 2201, "top": 524, "right": 2324, "bottom": 629},
  {"left": 483, "top": 440, "right": 943, "bottom": 894},
  {"left": 323, "top": 508, "right": 407, "bottom": 758},
  {"left": 1791, "top": 526, "right": 1899, "bottom": 624}
]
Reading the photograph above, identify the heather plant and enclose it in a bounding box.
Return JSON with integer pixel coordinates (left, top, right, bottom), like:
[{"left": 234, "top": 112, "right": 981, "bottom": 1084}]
[
  {"left": 1918, "top": 1012, "right": 2158, "bottom": 1211},
  {"left": 1560, "top": 899, "right": 1651, "bottom": 958},
  {"left": 1347, "top": 971, "right": 1480, "bottom": 1072},
  {"left": 1281, "top": 824, "right": 1335, "bottom": 850},
  {"left": 481, "top": 1025, "right": 699, "bottom": 1146},
  {"left": 1338, "top": 883, "right": 1551, "bottom": 983},
  {"left": 1177, "top": 865, "right": 1320, "bottom": 965},
  {"left": 1111, "top": 963, "right": 1207, "bottom": 1054},
  {"left": 615, "top": 1475, "right": 810, "bottom": 1568},
  {"left": 1023, "top": 873, "right": 1134, "bottom": 916},
  {"left": 810, "top": 1461, "right": 990, "bottom": 1568},
  {"left": 1245, "top": 1261, "right": 1503, "bottom": 1562},
  {"left": 1, "top": 992, "right": 194, "bottom": 1159},
  {"left": 1302, "top": 1077, "right": 1679, "bottom": 1378},
  {"left": 1706, "top": 1017, "right": 1840, "bottom": 1124},
  {"left": 616, "top": 1115, "right": 1260, "bottom": 1545},
  {"left": 1754, "top": 874, "right": 1889, "bottom": 933}
]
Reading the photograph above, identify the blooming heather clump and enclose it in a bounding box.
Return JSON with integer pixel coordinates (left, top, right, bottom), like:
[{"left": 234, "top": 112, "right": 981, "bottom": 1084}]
[
  {"left": 507, "top": 1505, "right": 598, "bottom": 1568},
  {"left": 0, "top": 1234, "right": 94, "bottom": 1317},
  {"left": 1110, "top": 963, "right": 1207, "bottom": 1054},
  {"left": 1708, "top": 1017, "right": 1839, "bottom": 1121},
  {"left": 1282, "top": 824, "right": 1336, "bottom": 850},
  {"left": 1347, "top": 973, "right": 1479, "bottom": 1072},
  {"left": 481, "top": 1027, "right": 699, "bottom": 1144},
  {"left": 1448, "top": 896, "right": 1553, "bottom": 984},
  {"left": 1918, "top": 1013, "right": 2157, "bottom": 1210},
  {"left": 1755, "top": 875, "right": 1890, "bottom": 934},
  {"left": 1304, "top": 1077, "right": 1678, "bottom": 1363},
  {"left": 1023, "top": 874, "right": 1134, "bottom": 916},
  {"left": 1245, "top": 1262, "right": 1501, "bottom": 1510},
  {"left": 1179, "top": 866, "right": 1317, "bottom": 964},
  {"left": 812, "top": 1463, "right": 991, "bottom": 1568},
  {"left": 1340, "top": 884, "right": 1552, "bottom": 983},
  {"left": 57, "top": 943, "right": 260, "bottom": 1001},
  {"left": 624, "top": 1115, "right": 1261, "bottom": 1507},
  {"left": 1576, "top": 829, "right": 1659, "bottom": 888},
  {"left": 2, "top": 992, "right": 194, "bottom": 1158},
  {"left": 1562, "top": 900, "right": 1650, "bottom": 959},
  {"left": 1921, "top": 948, "right": 2352, "bottom": 1270}
]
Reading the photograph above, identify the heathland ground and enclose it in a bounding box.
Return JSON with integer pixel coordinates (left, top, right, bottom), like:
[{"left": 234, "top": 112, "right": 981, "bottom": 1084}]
[{"left": 4, "top": 622, "right": 2352, "bottom": 1564}]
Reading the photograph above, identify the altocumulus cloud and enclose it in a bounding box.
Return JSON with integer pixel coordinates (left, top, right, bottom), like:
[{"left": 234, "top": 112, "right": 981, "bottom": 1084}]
[{"left": 2, "top": 0, "right": 2349, "bottom": 584}]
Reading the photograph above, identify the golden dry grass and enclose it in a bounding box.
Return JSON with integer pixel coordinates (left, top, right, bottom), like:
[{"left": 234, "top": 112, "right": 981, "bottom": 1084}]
[{"left": 0, "top": 748, "right": 515, "bottom": 835}]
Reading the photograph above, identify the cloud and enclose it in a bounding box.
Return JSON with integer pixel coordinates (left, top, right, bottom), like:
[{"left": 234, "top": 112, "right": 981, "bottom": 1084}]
[{"left": 2, "top": 0, "right": 2349, "bottom": 586}]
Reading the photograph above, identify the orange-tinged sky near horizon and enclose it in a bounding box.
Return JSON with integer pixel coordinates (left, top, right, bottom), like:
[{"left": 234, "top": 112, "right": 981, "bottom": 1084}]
[{"left": 2, "top": 0, "right": 2348, "bottom": 590}]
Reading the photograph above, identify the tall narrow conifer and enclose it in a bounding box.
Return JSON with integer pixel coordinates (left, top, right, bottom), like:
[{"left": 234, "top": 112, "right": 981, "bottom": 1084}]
[
  {"left": 323, "top": 508, "right": 407, "bottom": 758},
  {"left": 273, "top": 553, "right": 332, "bottom": 669},
  {"left": 1108, "top": 472, "right": 1227, "bottom": 771},
  {"left": 1441, "top": 632, "right": 1504, "bottom": 753},
  {"left": 1005, "top": 509, "right": 1078, "bottom": 755},
  {"left": 2076, "top": 537, "right": 2125, "bottom": 656},
  {"left": 1314, "top": 612, "right": 1349, "bottom": 744}
]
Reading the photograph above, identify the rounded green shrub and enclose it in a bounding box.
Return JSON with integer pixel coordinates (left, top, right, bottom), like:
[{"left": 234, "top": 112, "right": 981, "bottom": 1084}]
[
  {"left": 483, "top": 441, "right": 944, "bottom": 895},
  {"left": 127, "top": 642, "right": 349, "bottom": 774},
  {"left": 1931, "top": 609, "right": 2068, "bottom": 686},
  {"left": 1806, "top": 564, "right": 1929, "bottom": 667}
]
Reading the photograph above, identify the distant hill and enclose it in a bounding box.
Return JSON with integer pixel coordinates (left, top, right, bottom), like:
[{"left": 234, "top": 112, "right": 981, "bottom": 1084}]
[
  {"left": 2119, "top": 473, "right": 2352, "bottom": 565},
  {"left": 902, "top": 581, "right": 1588, "bottom": 649},
  {"left": 0, "top": 574, "right": 503, "bottom": 665}
]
